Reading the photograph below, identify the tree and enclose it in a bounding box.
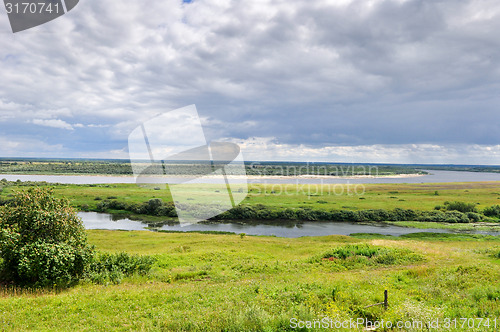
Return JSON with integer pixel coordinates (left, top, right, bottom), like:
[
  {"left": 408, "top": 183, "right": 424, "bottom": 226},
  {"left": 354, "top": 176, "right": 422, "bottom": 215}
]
[{"left": 0, "top": 187, "right": 92, "bottom": 286}]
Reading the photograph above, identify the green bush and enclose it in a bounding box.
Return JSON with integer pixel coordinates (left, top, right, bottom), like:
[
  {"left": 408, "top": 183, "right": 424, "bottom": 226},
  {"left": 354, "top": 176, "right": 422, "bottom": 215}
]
[
  {"left": 86, "top": 252, "right": 156, "bottom": 284},
  {"left": 309, "top": 244, "right": 423, "bottom": 268},
  {"left": 418, "top": 210, "right": 471, "bottom": 223},
  {"left": 17, "top": 241, "right": 89, "bottom": 285},
  {"left": 95, "top": 198, "right": 177, "bottom": 217},
  {"left": 484, "top": 205, "right": 500, "bottom": 218},
  {"left": 466, "top": 212, "right": 483, "bottom": 222},
  {"left": 444, "top": 201, "right": 478, "bottom": 213},
  {"left": 0, "top": 188, "right": 92, "bottom": 286},
  {"left": 319, "top": 244, "right": 380, "bottom": 260}
]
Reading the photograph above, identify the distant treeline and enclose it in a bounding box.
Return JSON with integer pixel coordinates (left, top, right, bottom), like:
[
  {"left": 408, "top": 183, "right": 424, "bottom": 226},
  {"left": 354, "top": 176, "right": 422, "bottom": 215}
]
[
  {"left": 81, "top": 198, "right": 500, "bottom": 224},
  {"left": 245, "top": 162, "right": 426, "bottom": 176},
  {"left": 415, "top": 165, "right": 500, "bottom": 173},
  {"left": 0, "top": 159, "right": 429, "bottom": 176},
  {"left": 1, "top": 159, "right": 499, "bottom": 176}
]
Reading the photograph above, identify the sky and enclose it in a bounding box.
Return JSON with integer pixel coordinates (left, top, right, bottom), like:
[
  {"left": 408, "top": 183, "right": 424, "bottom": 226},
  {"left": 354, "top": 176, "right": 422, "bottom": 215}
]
[{"left": 0, "top": 0, "right": 499, "bottom": 164}]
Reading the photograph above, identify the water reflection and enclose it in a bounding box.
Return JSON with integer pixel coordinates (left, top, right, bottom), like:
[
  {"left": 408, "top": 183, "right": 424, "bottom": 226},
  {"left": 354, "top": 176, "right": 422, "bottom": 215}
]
[{"left": 79, "top": 212, "right": 500, "bottom": 238}]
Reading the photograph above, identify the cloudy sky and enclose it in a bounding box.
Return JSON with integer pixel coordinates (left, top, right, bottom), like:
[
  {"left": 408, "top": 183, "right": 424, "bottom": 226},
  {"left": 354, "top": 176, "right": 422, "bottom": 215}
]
[{"left": 0, "top": 0, "right": 499, "bottom": 164}]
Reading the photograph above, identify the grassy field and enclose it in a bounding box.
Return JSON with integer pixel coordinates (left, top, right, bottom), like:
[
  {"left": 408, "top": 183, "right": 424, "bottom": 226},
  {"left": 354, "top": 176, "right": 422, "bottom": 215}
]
[
  {"left": 0, "top": 231, "right": 499, "bottom": 331},
  {"left": 2, "top": 181, "right": 499, "bottom": 213},
  {"left": 0, "top": 181, "right": 499, "bottom": 330}
]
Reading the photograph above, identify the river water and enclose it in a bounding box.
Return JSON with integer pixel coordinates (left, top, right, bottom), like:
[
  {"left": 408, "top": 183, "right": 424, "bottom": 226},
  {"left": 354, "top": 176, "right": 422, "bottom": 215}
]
[
  {"left": 1, "top": 170, "right": 500, "bottom": 184},
  {"left": 79, "top": 212, "right": 500, "bottom": 238}
]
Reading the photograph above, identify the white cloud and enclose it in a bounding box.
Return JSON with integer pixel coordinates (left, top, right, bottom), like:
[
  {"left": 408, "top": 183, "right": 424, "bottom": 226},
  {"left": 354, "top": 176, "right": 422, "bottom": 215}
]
[
  {"left": 32, "top": 119, "right": 74, "bottom": 130},
  {"left": 0, "top": 136, "right": 65, "bottom": 157},
  {"left": 229, "top": 137, "right": 500, "bottom": 165}
]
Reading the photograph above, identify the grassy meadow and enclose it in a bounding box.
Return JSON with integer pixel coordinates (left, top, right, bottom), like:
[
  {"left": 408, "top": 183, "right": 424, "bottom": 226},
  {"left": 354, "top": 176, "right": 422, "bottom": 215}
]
[
  {"left": 0, "top": 180, "right": 499, "bottom": 330},
  {"left": 0, "top": 231, "right": 499, "bottom": 331},
  {"left": 2, "top": 181, "right": 500, "bottom": 213}
]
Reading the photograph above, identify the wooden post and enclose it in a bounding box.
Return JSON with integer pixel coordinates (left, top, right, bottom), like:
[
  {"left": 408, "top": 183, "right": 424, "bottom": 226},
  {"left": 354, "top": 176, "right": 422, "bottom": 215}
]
[{"left": 384, "top": 290, "right": 388, "bottom": 310}]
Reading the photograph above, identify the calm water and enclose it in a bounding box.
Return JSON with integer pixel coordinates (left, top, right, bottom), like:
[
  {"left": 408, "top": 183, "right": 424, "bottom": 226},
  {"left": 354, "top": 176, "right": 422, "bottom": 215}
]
[
  {"left": 79, "top": 212, "right": 500, "bottom": 238},
  {"left": 1, "top": 170, "right": 500, "bottom": 184}
]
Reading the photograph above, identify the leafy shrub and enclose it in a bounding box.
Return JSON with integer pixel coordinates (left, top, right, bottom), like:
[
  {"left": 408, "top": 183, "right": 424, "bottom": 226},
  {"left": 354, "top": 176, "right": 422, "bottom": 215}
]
[
  {"left": 0, "top": 188, "right": 92, "bottom": 286},
  {"left": 219, "top": 205, "right": 257, "bottom": 220},
  {"left": 390, "top": 208, "right": 418, "bottom": 221},
  {"left": 146, "top": 198, "right": 164, "bottom": 214},
  {"left": 330, "top": 210, "right": 357, "bottom": 222},
  {"left": 295, "top": 208, "right": 319, "bottom": 221},
  {"left": 95, "top": 200, "right": 109, "bottom": 212},
  {"left": 483, "top": 205, "right": 500, "bottom": 218},
  {"left": 355, "top": 209, "right": 390, "bottom": 222},
  {"left": 278, "top": 208, "right": 297, "bottom": 220},
  {"left": 156, "top": 202, "right": 177, "bottom": 217},
  {"left": 95, "top": 198, "right": 177, "bottom": 217},
  {"left": 417, "top": 210, "right": 447, "bottom": 222},
  {"left": 418, "top": 210, "right": 471, "bottom": 223},
  {"left": 319, "top": 244, "right": 380, "bottom": 260},
  {"left": 309, "top": 244, "right": 423, "bottom": 268},
  {"left": 86, "top": 252, "right": 156, "bottom": 284},
  {"left": 443, "top": 211, "right": 471, "bottom": 223},
  {"left": 17, "top": 241, "right": 90, "bottom": 286},
  {"left": 466, "top": 212, "right": 483, "bottom": 222},
  {"left": 444, "top": 201, "right": 478, "bottom": 213}
]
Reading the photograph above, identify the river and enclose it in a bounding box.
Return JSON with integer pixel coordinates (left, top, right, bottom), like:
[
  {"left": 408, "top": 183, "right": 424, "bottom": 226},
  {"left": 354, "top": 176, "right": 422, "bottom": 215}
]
[
  {"left": 1, "top": 170, "right": 500, "bottom": 184},
  {"left": 79, "top": 212, "right": 500, "bottom": 238}
]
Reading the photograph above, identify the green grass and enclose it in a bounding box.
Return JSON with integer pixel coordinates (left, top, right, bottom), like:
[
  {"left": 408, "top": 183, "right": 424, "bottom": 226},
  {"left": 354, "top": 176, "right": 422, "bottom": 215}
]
[
  {"left": 2, "top": 181, "right": 500, "bottom": 213},
  {"left": 2, "top": 181, "right": 500, "bottom": 228},
  {"left": 245, "top": 182, "right": 500, "bottom": 211},
  {"left": 386, "top": 220, "right": 500, "bottom": 231},
  {"left": 1, "top": 230, "right": 499, "bottom": 331}
]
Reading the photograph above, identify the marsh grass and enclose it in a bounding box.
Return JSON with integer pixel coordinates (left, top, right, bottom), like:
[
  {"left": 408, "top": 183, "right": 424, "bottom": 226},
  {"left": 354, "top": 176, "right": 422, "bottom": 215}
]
[{"left": 308, "top": 244, "right": 424, "bottom": 269}]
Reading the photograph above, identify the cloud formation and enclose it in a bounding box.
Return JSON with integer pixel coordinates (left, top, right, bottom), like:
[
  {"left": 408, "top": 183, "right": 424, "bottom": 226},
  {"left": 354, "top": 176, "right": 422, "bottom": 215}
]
[
  {"left": 0, "top": 0, "right": 499, "bottom": 163},
  {"left": 32, "top": 118, "right": 74, "bottom": 130}
]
